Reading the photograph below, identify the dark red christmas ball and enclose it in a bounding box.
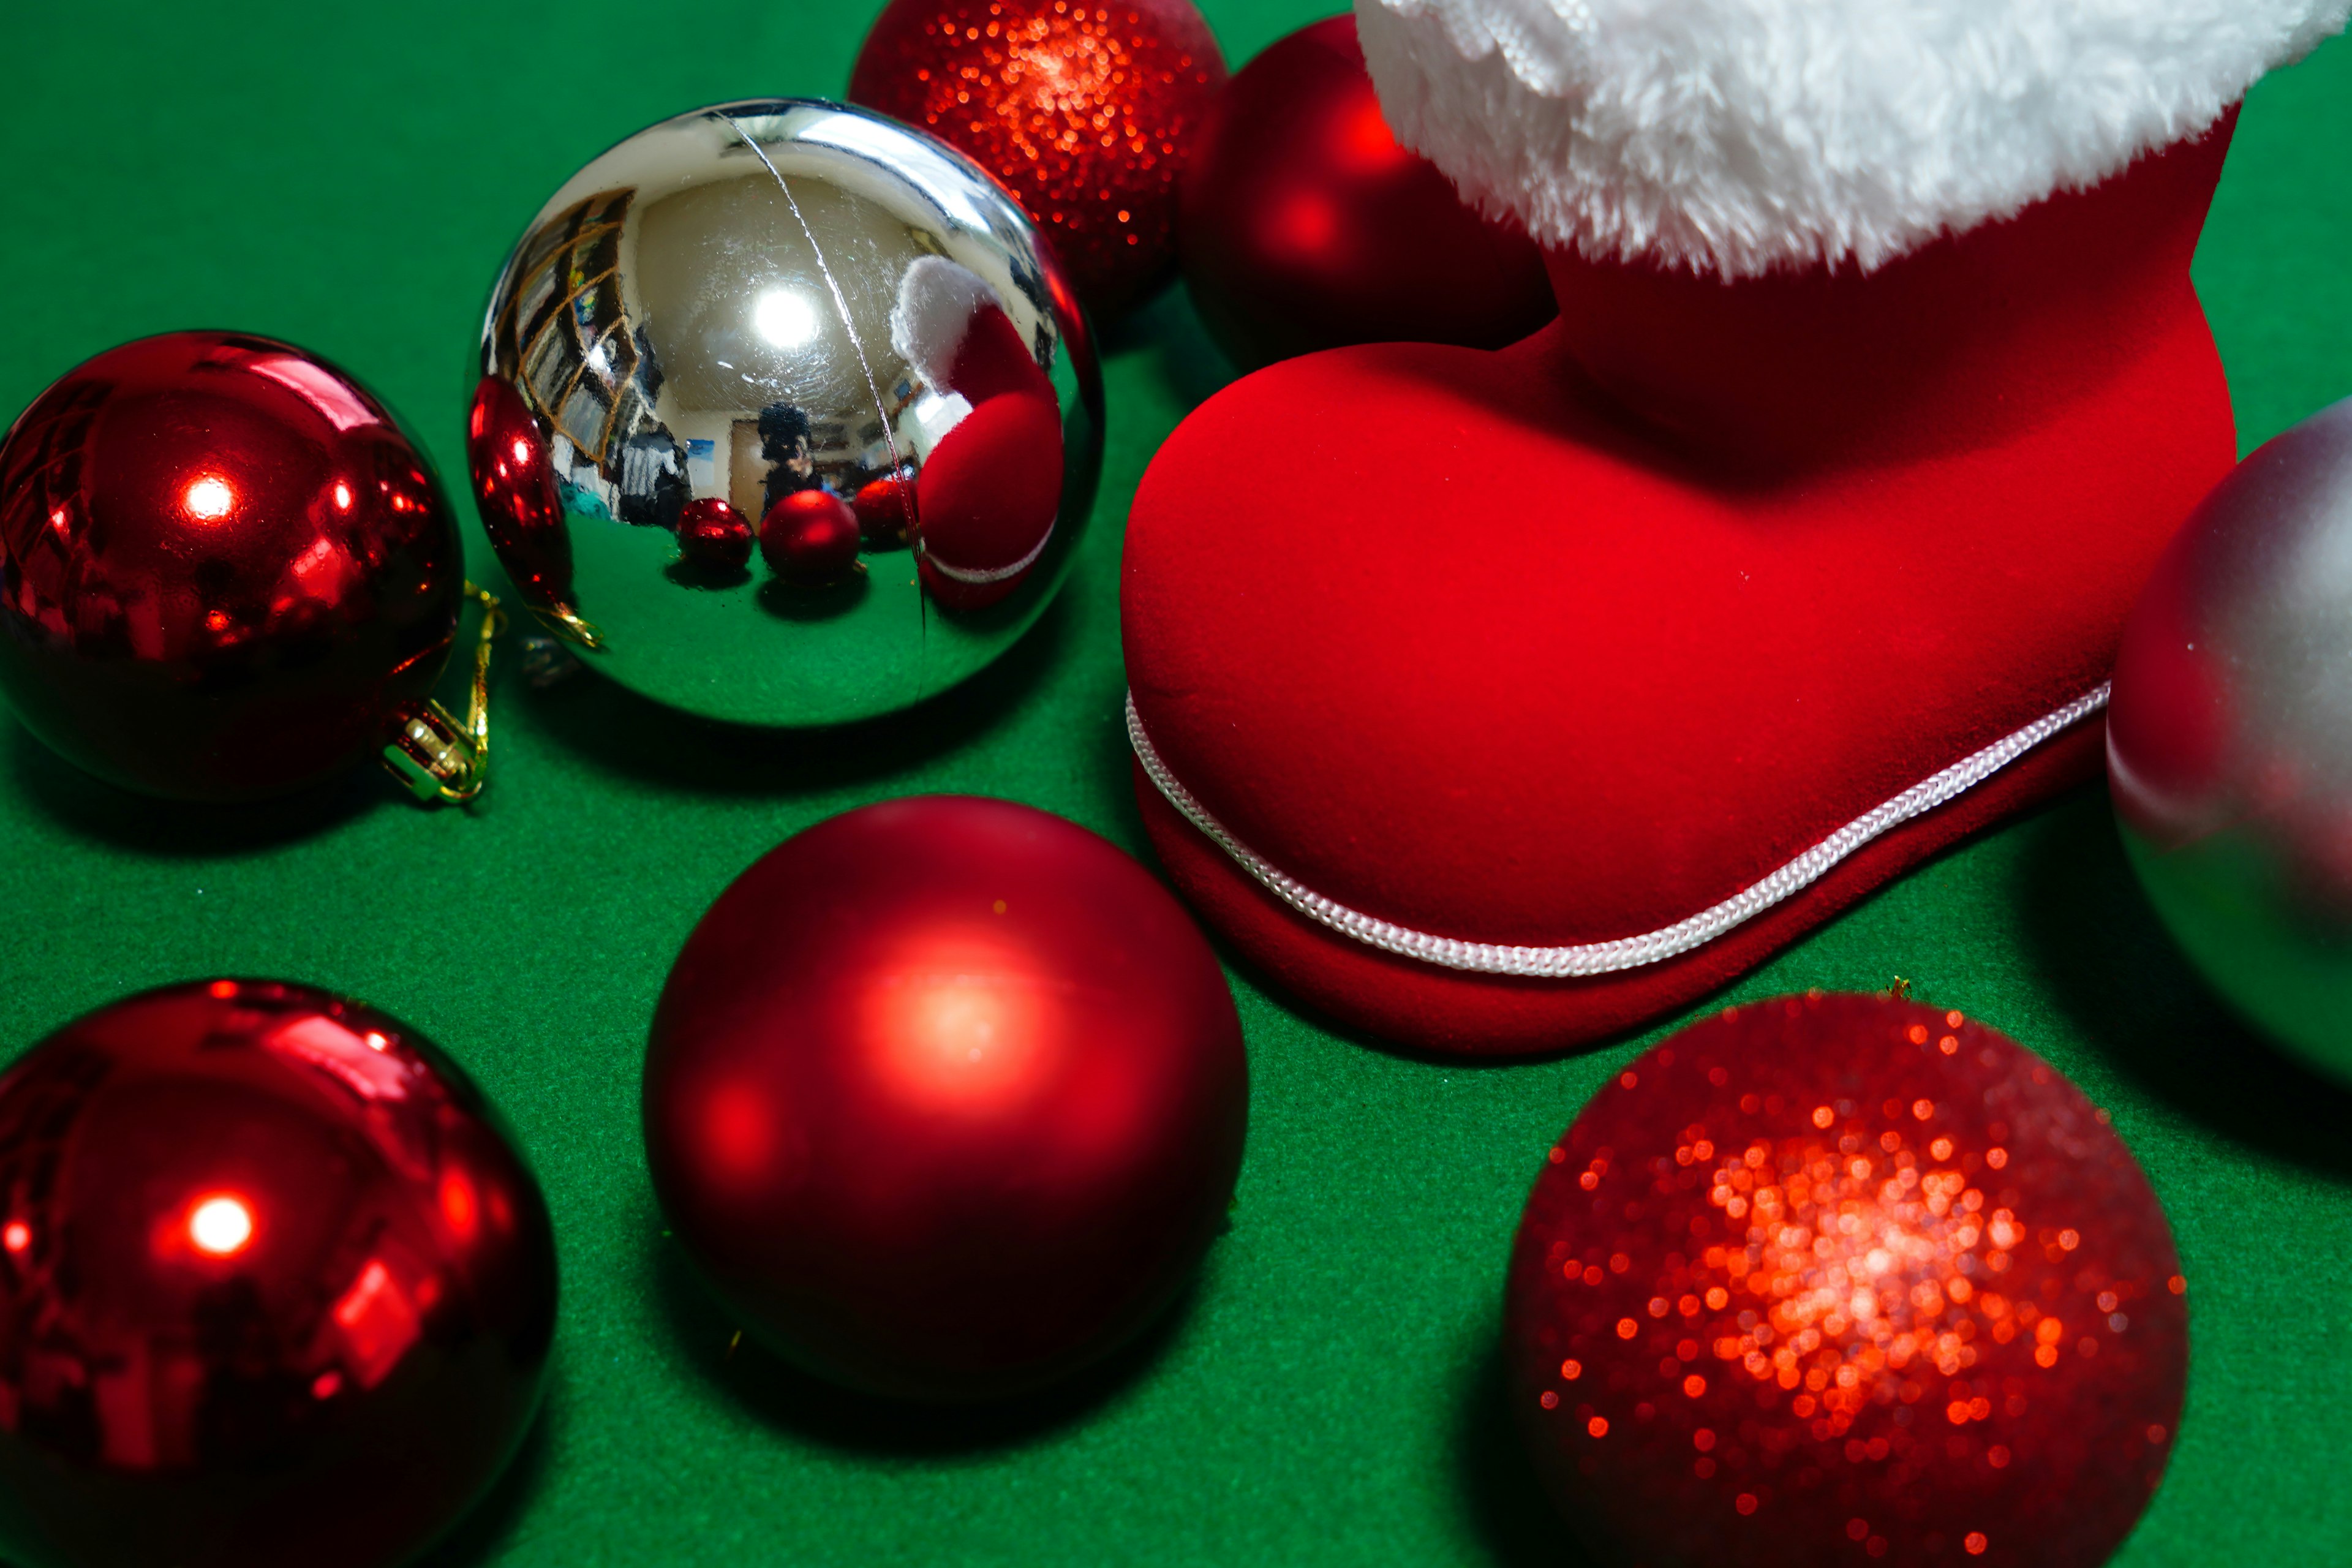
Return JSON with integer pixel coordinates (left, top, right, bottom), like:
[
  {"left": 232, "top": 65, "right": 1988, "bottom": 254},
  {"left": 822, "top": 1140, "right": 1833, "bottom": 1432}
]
[
  {"left": 465, "top": 374, "right": 572, "bottom": 605},
  {"left": 0, "top": 332, "right": 466, "bottom": 801},
  {"left": 850, "top": 0, "right": 1227, "bottom": 320},
  {"left": 852, "top": 470, "right": 918, "bottom": 549},
  {"left": 1507, "top": 993, "right": 2186, "bottom": 1568},
  {"left": 1178, "top": 15, "right": 1555, "bottom": 371},
  {"left": 676, "top": 497, "right": 754, "bottom": 575},
  {"left": 643, "top": 796, "right": 1247, "bottom": 1400},
  {"left": 760, "top": 490, "right": 862, "bottom": 584},
  {"left": 0, "top": 980, "right": 557, "bottom": 1568}
]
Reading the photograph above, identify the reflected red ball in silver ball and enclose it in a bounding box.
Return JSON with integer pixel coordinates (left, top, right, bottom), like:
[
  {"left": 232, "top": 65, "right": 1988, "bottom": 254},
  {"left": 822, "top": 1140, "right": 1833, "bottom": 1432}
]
[
  {"left": 0, "top": 980, "right": 557, "bottom": 1568},
  {"left": 0, "top": 333, "right": 466, "bottom": 801},
  {"left": 1508, "top": 993, "right": 2185, "bottom": 1568},
  {"left": 759, "top": 491, "right": 862, "bottom": 584},
  {"left": 675, "top": 498, "right": 754, "bottom": 575},
  {"left": 644, "top": 796, "right": 1248, "bottom": 1400}
]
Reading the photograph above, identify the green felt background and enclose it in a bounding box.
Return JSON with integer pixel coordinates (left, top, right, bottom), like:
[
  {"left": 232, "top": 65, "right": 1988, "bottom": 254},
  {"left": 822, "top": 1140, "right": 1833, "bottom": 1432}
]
[{"left": 2, "top": 5, "right": 2350, "bottom": 1564}]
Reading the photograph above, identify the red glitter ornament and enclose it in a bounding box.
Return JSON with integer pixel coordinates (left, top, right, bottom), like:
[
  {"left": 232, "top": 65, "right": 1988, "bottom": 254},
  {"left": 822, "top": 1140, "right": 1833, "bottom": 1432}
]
[
  {"left": 676, "top": 497, "right": 754, "bottom": 574},
  {"left": 643, "top": 796, "right": 1247, "bottom": 1400},
  {"left": 0, "top": 979, "right": 557, "bottom": 1568},
  {"left": 760, "top": 490, "right": 862, "bottom": 584},
  {"left": 850, "top": 0, "right": 1227, "bottom": 320},
  {"left": 1178, "top": 15, "right": 1555, "bottom": 371},
  {"left": 1507, "top": 993, "right": 2185, "bottom": 1568},
  {"left": 0, "top": 332, "right": 465, "bottom": 801}
]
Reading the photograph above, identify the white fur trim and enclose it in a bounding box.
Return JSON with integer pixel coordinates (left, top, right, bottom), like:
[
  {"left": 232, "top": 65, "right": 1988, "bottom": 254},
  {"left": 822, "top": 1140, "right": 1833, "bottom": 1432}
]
[
  {"left": 1128, "top": 684, "right": 2108, "bottom": 976},
  {"left": 889, "top": 255, "right": 1004, "bottom": 391},
  {"left": 1355, "top": 0, "right": 2346, "bottom": 278}
]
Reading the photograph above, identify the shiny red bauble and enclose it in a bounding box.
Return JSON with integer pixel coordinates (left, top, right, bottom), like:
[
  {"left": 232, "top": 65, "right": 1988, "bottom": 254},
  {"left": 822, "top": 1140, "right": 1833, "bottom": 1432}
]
[
  {"left": 760, "top": 490, "right": 862, "bottom": 584},
  {"left": 850, "top": 0, "right": 1227, "bottom": 320},
  {"left": 0, "top": 333, "right": 465, "bottom": 801},
  {"left": 1178, "top": 15, "right": 1555, "bottom": 371},
  {"left": 676, "top": 497, "right": 755, "bottom": 575},
  {"left": 644, "top": 796, "right": 1247, "bottom": 1400},
  {"left": 465, "top": 374, "right": 571, "bottom": 604},
  {"left": 1508, "top": 994, "right": 2185, "bottom": 1568},
  {"left": 0, "top": 980, "right": 557, "bottom": 1568}
]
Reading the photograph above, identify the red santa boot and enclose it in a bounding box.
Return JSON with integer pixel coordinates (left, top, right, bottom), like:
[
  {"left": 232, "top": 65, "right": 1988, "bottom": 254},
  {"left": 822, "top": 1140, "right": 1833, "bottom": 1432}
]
[{"left": 1121, "top": 0, "right": 2348, "bottom": 1055}]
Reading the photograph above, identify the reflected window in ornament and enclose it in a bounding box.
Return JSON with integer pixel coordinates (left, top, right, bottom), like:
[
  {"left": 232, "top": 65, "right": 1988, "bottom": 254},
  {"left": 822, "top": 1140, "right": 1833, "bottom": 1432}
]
[
  {"left": 333, "top": 1257, "right": 422, "bottom": 1387},
  {"left": 187, "top": 1194, "right": 254, "bottom": 1256},
  {"left": 265, "top": 1014, "right": 413, "bottom": 1102},
  {"left": 755, "top": 289, "right": 821, "bottom": 349},
  {"left": 244, "top": 352, "right": 382, "bottom": 431}
]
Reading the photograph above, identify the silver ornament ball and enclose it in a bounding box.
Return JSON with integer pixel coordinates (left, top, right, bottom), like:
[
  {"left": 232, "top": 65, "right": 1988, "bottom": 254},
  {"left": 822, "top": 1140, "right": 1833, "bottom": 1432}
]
[
  {"left": 470, "top": 98, "right": 1101, "bottom": 726},
  {"left": 2109, "top": 393, "right": 2352, "bottom": 1081}
]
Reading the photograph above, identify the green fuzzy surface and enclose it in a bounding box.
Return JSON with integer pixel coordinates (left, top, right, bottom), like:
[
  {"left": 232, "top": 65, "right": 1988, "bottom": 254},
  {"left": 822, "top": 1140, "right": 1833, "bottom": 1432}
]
[{"left": 2, "top": 4, "right": 2350, "bottom": 1564}]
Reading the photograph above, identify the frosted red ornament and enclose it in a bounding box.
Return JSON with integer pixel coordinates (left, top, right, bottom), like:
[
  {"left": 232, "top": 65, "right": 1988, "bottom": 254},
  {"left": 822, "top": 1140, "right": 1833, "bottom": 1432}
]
[
  {"left": 1178, "top": 15, "right": 1554, "bottom": 370},
  {"left": 760, "top": 491, "right": 862, "bottom": 584},
  {"left": 849, "top": 0, "right": 1227, "bottom": 319},
  {"left": 1507, "top": 993, "right": 2185, "bottom": 1568},
  {"left": 643, "top": 796, "right": 1247, "bottom": 1401}
]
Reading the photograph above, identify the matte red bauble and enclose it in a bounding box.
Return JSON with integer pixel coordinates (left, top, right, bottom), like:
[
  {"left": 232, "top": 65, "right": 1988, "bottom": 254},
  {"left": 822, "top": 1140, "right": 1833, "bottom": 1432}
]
[
  {"left": 850, "top": 0, "right": 1227, "bottom": 319},
  {"left": 0, "top": 333, "right": 466, "bottom": 801},
  {"left": 1507, "top": 993, "right": 2185, "bottom": 1568},
  {"left": 759, "top": 491, "right": 862, "bottom": 584},
  {"left": 851, "top": 471, "right": 918, "bottom": 549},
  {"left": 643, "top": 796, "right": 1247, "bottom": 1401},
  {"left": 1177, "top": 15, "right": 1554, "bottom": 370},
  {"left": 0, "top": 980, "right": 557, "bottom": 1568}
]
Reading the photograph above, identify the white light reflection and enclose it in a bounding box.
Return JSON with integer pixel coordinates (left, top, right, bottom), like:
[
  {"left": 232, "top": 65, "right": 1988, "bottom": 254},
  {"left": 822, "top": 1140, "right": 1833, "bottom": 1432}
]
[{"left": 755, "top": 289, "right": 820, "bottom": 349}]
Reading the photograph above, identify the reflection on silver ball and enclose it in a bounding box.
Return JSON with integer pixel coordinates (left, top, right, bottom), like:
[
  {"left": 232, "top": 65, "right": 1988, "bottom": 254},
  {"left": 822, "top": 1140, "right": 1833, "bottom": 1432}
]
[
  {"left": 469, "top": 99, "right": 1102, "bottom": 726},
  {"left": 2109, "top": 394, "right": 2352, "bottom": 1081}
]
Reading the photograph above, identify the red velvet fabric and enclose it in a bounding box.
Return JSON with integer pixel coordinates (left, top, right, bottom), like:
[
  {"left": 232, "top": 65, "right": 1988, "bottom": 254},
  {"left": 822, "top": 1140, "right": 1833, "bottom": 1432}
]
[
  {"left": 1121, "top": 118, "right": 2242, "bottom": 1057},
  {"left": 918, "top": 304, "right": 1064, "bottom": 611}
]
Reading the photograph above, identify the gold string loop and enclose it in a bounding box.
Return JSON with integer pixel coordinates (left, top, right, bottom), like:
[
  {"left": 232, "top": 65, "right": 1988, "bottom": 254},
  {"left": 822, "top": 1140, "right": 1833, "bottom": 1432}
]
[{"left": 382, "top": 582, "right": 507, "bottom": 806}]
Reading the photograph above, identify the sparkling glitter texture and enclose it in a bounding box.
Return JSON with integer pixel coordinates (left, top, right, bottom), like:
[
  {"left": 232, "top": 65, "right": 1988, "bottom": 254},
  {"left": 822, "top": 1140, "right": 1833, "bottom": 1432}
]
[
  {"left": 851, "top": 0, "right": 1226, "bottom": 319},
  {"left": 1507, "top": 993, "right": 2186, "bottom": 1568}
]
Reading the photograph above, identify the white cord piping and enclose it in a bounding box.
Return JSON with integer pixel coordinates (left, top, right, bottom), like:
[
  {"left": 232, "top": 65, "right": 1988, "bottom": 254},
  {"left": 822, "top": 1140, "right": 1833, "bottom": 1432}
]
[
  {"left": 1125, "top": 684, "right": 2109, "bottom": 978},
  {"left": 924, "top": 516, "right": 1056, "bottom": 584}
]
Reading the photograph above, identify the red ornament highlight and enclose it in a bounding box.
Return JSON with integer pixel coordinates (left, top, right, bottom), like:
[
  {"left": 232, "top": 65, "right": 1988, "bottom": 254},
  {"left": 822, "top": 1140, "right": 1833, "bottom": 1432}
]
[
  {"left": 850, "top": 0, "right": 1227, "bottom": 319},
  {"left": 643, "top": 796, "right": 1247, "bottom": 1400},
  {"left": 760, "top": 490, "right": 862, "bottom": 584},
  {"left": 0, "top": 332, "right": 465, "bottom": 801},
  {"left": 0, "top": 980, "right": 557, "bottom": 1568},
  {"left": 1508, "top": 993, "right": 2185, "bottom": 1567},
  {"left": 1178, "top": 16, "right": 1553, "bottom": 369}
]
